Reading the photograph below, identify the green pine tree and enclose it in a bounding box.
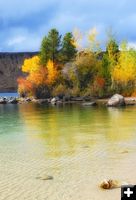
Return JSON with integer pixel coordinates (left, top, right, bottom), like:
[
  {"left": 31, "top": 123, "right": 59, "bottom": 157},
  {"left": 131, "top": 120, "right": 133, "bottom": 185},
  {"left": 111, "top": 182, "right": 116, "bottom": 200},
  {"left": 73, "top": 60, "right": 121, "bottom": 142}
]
[
  {"left": 61, "top": 32, "right": 77, "bottom": 63},
  {"left": 40, "top": 36, "right": 50, "bottom": 65},
  {"left": 40, "top": 29, "right": 61, "bottom": 65}
]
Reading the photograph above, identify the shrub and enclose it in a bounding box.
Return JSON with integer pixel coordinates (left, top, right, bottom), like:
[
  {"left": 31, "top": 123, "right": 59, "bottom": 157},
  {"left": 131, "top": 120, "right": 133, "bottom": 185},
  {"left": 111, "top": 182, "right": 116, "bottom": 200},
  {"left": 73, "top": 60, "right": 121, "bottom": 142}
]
[{"left": 52, "top": 84, "right": 67, "bottom": 98}]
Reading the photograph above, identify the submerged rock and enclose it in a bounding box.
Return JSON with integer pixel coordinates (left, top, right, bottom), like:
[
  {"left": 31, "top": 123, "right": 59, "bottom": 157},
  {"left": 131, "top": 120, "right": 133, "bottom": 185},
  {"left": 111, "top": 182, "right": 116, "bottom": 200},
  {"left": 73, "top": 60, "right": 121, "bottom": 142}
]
[
  {"left": 82, "top": 102, "right": 97, "bottom": 106},
  {"left": 107, "top": 94, "right": 126, "bottom": 107},
  {"left": 82, "top": 145, "right": 90, "bottom": 148},
  {"left": 121, "top": 150, "right": 129, "bottom": 154},
  {"left": 36, "top": 175, "right": 53, "bottom": 181}
]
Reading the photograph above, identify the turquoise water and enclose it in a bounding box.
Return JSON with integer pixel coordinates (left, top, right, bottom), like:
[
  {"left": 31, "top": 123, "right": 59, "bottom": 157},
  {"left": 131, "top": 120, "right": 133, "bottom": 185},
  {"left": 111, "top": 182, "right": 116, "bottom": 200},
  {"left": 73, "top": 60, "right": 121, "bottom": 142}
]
[{"left": 0, "top": 103, "right": 136, "bottom": 200}]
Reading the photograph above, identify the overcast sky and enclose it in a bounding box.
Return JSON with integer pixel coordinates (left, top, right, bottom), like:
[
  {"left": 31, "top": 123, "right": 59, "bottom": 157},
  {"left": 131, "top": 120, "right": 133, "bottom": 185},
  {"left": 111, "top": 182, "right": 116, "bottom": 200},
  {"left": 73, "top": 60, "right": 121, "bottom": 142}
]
[{"left": 0, "top": 0, "right": 135, "bottom": 52}]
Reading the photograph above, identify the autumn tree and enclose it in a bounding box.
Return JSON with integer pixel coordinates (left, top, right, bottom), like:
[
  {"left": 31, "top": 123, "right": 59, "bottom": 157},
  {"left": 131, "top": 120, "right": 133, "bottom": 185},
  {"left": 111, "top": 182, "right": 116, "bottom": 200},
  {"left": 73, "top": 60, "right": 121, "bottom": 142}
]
[
  {"left": 72, "top": 28, "right": 83, "bottom": 50},
  {"left": 18, "top": 56, "right": 59, "bottom": 98},
  {"left": 112, "top": 42, "right": 136, "bottom": 95},
  {"left": 46, "top": 60, "right": 58, "bottom": 85},
  {"left": 70, "top": 52, "right": 101, "bottom": 91},
  {"left": 17, "top": 77, "right": 34, "bottom": 97},
  {"left": 22, "top": 56, "right": 40, "bottom": 73},
  {"left": 87, "top": 27, "right": 101, "bottom": 53}
]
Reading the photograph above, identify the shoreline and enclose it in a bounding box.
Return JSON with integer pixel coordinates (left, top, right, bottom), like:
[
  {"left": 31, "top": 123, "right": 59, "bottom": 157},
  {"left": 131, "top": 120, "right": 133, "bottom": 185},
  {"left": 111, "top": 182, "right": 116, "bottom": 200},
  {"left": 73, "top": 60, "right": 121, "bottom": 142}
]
[{"left": 0, "top": 95, "right": 136, "bottom": 106}]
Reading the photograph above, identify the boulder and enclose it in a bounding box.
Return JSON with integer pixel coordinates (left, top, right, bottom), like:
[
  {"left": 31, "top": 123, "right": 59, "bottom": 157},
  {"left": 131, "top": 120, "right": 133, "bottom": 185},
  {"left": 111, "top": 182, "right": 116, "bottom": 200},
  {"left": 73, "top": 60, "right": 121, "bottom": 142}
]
[
  {"left": 0, "top": 97, "right": 7, "bottom": 104},
  {"left": 107, "top": 94, "right": 126, "bottom": 107},
  {"left": 25, "top": 97, "right": 32, "bottom": 102},
  {"left": 51, "top": 97, "right": 60, "bottom": 105},
  {"left": 8, "top": 97, "right": 18, "bottom": 104}
]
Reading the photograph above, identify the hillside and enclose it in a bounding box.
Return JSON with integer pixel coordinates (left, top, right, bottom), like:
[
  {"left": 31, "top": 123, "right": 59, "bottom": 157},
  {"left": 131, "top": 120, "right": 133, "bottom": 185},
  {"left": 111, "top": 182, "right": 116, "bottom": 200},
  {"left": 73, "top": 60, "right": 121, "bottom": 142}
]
[{"left": 0, "top": 52, "right": 38, "bottom": 92}]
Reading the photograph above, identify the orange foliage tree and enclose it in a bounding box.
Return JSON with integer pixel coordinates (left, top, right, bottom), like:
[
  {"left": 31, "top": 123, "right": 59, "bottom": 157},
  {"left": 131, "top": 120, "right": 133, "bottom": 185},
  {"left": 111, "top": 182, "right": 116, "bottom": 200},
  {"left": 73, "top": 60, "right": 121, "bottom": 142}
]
[
  {"left": 17, "top": 77, "right": 34, "bottom": 97},
  {"left": 18, "top": 56, "right": 58, "bottom": 98}
]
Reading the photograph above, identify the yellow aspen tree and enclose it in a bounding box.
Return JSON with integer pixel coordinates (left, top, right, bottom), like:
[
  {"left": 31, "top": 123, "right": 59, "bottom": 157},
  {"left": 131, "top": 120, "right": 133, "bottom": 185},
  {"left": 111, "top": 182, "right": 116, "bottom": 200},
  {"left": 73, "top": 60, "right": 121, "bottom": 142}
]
[
  {"left": 46, "top": 60, "right": 58, "bottom": 85},
  {"left": 22, "top": 56, "right": 40, "bottom": 73}
]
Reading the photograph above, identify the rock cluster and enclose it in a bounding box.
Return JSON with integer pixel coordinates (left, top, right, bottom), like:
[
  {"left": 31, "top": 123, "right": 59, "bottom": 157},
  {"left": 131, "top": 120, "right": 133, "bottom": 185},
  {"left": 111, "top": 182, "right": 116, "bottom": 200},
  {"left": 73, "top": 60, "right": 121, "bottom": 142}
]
[
  {"left": 0, "top": 94, "right": 135, "bottom": 107},
  {"left": 0, "top": 97, "right": 18, "bottom": 104}
]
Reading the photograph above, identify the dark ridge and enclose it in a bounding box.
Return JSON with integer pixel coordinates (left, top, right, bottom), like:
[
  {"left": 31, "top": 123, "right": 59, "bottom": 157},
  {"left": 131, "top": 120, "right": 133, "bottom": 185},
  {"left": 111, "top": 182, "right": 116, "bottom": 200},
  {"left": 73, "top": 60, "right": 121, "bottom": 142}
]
[
  {"left": 0, "top": 52, "right": 39, "bottom": 92},
  {"left": 0, "top": 51, "right": 39, "bottom": 55}
]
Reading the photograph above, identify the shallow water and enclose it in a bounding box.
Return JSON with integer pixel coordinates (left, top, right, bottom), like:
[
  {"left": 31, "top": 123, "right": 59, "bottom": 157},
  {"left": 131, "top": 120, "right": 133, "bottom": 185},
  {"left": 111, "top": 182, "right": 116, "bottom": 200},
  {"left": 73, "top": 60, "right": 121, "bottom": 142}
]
[{"left": 0, "top": 104, "right": 136, "bottom": 200}]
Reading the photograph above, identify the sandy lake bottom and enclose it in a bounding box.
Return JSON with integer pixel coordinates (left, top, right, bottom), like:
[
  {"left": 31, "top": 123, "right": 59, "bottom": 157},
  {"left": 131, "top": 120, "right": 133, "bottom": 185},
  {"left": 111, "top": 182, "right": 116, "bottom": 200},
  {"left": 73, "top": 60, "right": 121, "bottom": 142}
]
[{"left": 0, "top": 104, "right": 136, "bottom": 200}]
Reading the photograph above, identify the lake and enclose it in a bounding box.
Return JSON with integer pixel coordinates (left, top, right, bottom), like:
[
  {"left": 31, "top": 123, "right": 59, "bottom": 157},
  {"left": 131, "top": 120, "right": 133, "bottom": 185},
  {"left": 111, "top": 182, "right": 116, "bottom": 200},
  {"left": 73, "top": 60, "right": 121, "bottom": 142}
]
[
  {"left": 0, "top": 92, "right": 18, "bottom": 97},
  {"left": 0, "top": 103, "right": 136, "bottom": 200}
]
